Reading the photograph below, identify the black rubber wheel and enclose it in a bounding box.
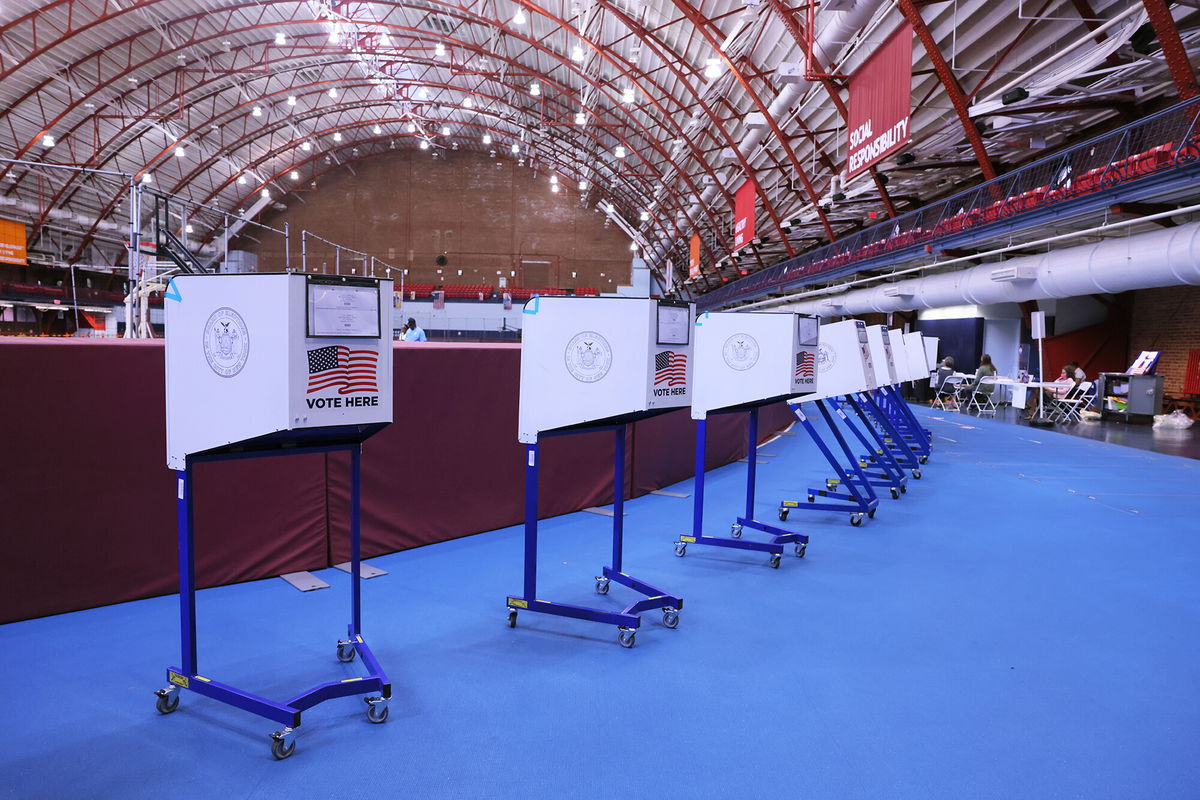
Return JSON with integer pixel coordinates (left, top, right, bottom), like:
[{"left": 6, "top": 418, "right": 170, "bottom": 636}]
[
  {"left": 507, "top": 610, "right": 517, "bottom": 628},
  {"left": 618, "top": 629, "right": 636, "bottom": 648},
  {"left": 155, "top": 692, "right": 179, "bottom": 715},
  {"left": 869, "top": 508, "right": 877, "bottom": 519},
  {"left": 662, "top": 610, "right": 680, "bottom": 629},
  {"left": 768, "top": 553, "right": 782, "bottom": 569},
  {"left": 336, "top": 644, "right": 356, "bottom": 663},
  {"left": 673, "top": 542, "right": 687, "bottom": 557},
  {"left": 850, "top": 514, "right": 864, "bottom": 527},
  {"left": 271, "top": 737, "right": 296, "bottom": 760},
  {"left": 901, "top": 485, "right": 907, "bottom": 494},
  {"left": 890, "top": 487, "right": 900, "bottom": 500},
  {"left": 807, "top": 495, "right": 815, "bottom": 503},
  {"left": 366, "top": 703, "right": 389, "bottom": 724},
  {"left": 794, "top": 542, "right": 807, "bottom": 559},
  {"left": 778, "top": 509, "right": 789, "bottom": 522},
  {"left": 595, "top": 579, "right": 609, "bottom": 595}
]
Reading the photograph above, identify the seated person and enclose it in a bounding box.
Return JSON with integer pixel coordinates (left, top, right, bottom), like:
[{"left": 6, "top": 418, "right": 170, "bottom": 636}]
[
  {"left": 934, "top": 357, "right": 958, "bottom": 408},
  {"left": 960, "top": 354, "right": 998, "bottom": 405}
]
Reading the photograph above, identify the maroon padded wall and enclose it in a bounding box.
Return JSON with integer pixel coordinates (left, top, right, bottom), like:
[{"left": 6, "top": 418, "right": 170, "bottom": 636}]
[{"left": 0, "top": 340, "right": 795, "bottom": 623}]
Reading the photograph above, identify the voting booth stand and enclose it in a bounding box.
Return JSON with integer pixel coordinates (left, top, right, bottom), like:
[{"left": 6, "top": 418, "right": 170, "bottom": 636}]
[
  {"left": 155, "top": 273, "right": 394, "bottom": 759},
  {"left": 508, "top": 297, "right": 692, "bottom": 648},
  {"left": 672, "top": 311, "right": 818, "bottom": 568},
  {"left": 874, "top": 330, "right": 933, "bottom": 458},
  {"left": 777, "top": 320, "right": 882, "bottom": 526}
]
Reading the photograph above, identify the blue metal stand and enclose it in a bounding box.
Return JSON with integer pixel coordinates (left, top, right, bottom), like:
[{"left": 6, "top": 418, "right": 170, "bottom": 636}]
[
  {"left": 154, "top": 444, "right": 391, "bottom": 759},
  {"left": 854, "top": 391, "right": 924, "bottom": 478},
  {"left": 674, "top": 407, "right": 810, "bottom": 569},
  {"left": 827, "top": 395, "right": 909, "bottom": 499},
  {"left": 506, "top": 424, "right": 683, "bottom": 648},
  {"left": 874, "top": 385, "right": 932, "bottom": 462},
  {"left": 777, "top": 399, "right": 879, "bottom": 527}
]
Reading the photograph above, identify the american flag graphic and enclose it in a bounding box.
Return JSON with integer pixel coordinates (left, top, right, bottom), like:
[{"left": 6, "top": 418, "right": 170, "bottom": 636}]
[
  {"left": 795, "top": 351, "right": 815, "bottom": 379},
  {"left": 654, "top": 350, "right": 688, "bottom": 386},
  {"left": 307, "top": 345, "right": 379, "bottom": 394}
]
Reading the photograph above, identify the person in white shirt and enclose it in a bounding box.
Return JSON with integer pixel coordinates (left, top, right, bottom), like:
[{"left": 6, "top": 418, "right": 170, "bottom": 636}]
[{"left": 402, "top": 317, "right": 427, "bottom": 342}]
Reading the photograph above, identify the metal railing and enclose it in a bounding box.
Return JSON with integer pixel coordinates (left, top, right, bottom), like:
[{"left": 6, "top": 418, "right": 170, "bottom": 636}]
[{"left": 698, "top": 96, "right": 1200, "bottom": 310}]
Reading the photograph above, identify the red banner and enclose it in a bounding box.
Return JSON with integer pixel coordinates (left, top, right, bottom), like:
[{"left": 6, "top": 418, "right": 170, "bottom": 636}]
[
  {"left": 846, "top": 23, "right": 913, "bottom": 179},
  {"left": 688, "top": 234, "right": 701, "bottom": 279},
  {"left": 733, "top": 180, "right": 756, "bottom": 249}
]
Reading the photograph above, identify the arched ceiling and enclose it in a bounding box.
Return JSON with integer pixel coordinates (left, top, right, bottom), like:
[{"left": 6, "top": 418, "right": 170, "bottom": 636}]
[{"left": 0, "top": 1, "right": 1195, "bottom": 292}]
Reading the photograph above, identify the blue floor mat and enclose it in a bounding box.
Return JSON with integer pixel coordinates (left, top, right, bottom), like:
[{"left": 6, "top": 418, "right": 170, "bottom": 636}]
[{"left": 2, "top": 406, "right": 1198, "bottom": 799}]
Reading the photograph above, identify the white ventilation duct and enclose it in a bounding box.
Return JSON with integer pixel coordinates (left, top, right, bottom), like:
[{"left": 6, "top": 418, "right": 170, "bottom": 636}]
[
  {"left": 777, "top": 221, "right": 1200, "bottom": 317},
  {"left": 656, "top": 0, "right": 882, "bottom": 265}
]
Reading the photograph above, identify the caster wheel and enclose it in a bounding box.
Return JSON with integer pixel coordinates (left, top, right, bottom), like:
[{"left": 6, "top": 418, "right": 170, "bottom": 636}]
[
  {"left": 365, "top": 699, "right": 389, "bottom": 724},
  {"left": 778, "top": 509, "right": 789, "bottom": 522},
  {"left": 662, "top": 609, "right": 680, "bottom": 629},
  {"left": 919, "top": 455, "right": 928, "bottom": 464},
  {"left": 912, "top": 469, "right": 922, "bottom": 480},
  {"left": 807, "top": 495, "right": 815, "bottom": 503},
  {"left": 336, "top": 642, "right": 357, "bottom": 663},
  {"left": 768, "top": 553, "right": 782, "bottom": 569},
  {"left": 507, "top": 609, "right": 518, "bottom": 628},
  {"left": 673, "top": 541, "right": 687, "bottom": 557},
  {"left": 868, "top": 508, "right": 876, "bottom": 519},
  {"left": 595, "top": 577, "right": 610, "bottom": 595},
  {"left": 890, "top": 487, "right": 900, "bottom": 500},
  {"left": 730, "top": 523, "right": 743, "bottom": 539},
  {"left": 794, "top": 542, "right": 807, "bottom": 558},
  {"left": 618, "top": 628, "right": 636, "bottom": 648},
  {"left": 901, "top": 485, "right": 907, "bottom": 494},
  {"left": 154, "top": 689, "right": 180, "bottom": 715},
  {"left": 270, "top": 731, "right": 296, "bottom": 760},
  {"left": 850, "top": 514, "right": 864, "bottom": 527}
]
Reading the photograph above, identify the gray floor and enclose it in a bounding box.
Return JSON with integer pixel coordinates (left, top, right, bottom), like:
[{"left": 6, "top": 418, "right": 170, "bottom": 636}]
[{"left": 943, "top": 402, "right": 1200, "bottom": 461}]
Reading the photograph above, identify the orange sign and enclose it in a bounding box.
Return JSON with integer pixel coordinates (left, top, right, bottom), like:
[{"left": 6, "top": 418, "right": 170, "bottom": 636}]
[
  {"left": 688, "top": 234, "right": 701, "bottom": 279},
  {"left": 0, "top": 219, "right": 27, "bottom": 265}
]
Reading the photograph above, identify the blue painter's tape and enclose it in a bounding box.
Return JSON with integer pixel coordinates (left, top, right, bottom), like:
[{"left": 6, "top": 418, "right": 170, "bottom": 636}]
[
  {"left": 164, "top": 280, "right": 182, "bottom": 303},
  {"left": 695, "top": 311, "right": 709, "bottom": 326},
  {"left": 523, "top": 294, "right": 540, "bottom": 314}
]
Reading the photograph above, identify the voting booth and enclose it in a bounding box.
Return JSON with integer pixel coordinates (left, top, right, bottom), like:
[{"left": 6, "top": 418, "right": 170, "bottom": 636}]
[
  {"left": 864, "top": 325, "right": 899, "bottom": 387},
  {"left": 509, "top": 297, "right": 692, "bottom": 647},
  {"left": 777, "top": 319, "right": 887, "bottom": 525},
  {"left": 675, "top": 311, "right": 819, "bottom": 567},
  {"left": 156, "top": 273, "right": 394, "bottom": 759}
]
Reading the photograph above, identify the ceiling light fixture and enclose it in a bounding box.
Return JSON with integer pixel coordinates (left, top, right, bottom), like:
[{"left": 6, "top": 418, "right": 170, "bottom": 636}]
[
  {"left": 639, "top": 210, "right": 649, "bottom": 221},
  {"left": 333, "top": 131, "right": 343, "bottom": 141},
  {"left": 441, "top": 125, "right": 450, "bottom": 135},
  {"left": 513, "top": 8, "right": 527, "bottom": 25},
  {"left": 463, "top": 97, "right": 474, "bottom": 108},
  {"left": 252, "top": 105, "right": 263, "bottom": 117},
  {"left": 407, "top": 122, "right": 418, "bottom": 132},
  {"left": 704, "top": 58, "right": 722, "bottom": 79},
  {"left": 420, "top": 139, "right": 430, "bottom": 150},
  {"left": 329, "top": 24, "right": 342, "bottom": 44},
  {"left": 328, "top": 87, "right": 338, "bottom": 98},
  {"left": 578, "top": 179, "right": 587, "bottom": 190},
  {"left": 621, "top": 87, "right": 635, "bottom": 104},
  {"left": 261, "top": 189, "right": 270, "bottom": 199},
  {"left": 380, "top": 31, "right": 392, "bottom": 47},
  {"left": 571, "top": 44, "right": 585, "bottom": 62},
  {"left": 174, "top": 146, "right": 186, "bottom": 158},
  {"left": 482, "top": 134, "right": 492, "bottom": 144},
  {"left": 287, "top": 95, "right": 297, "bottom": 106},
  {"left": 141, "top": 173, "right": 153, "bottom": 184},
  {"left": 529, "top": 81, "right": 541, "bottom": 96},
  {"left": 41, "top": 134, "right": 55, "bottom": 148},
  {"left": 614, "top": 145, "right": 626, "bottom": 158},
  {"left": 551, "top": 184, "right": 560, "bottom": 193},
  {"left": 373, "top": 124, "right": 382, "bottom": 134},
  {"left": 237, "top": 174, "right": 247, "bottom": 185},
  {"left": 550, "top": 175, "right": 558, "bottom": 184},
  {"left": 435, "top": 43, "right": 445, "bottom": 57},
  {"left": 274, "top": 31, "right": 286, "bottom": 46},
  {"left": 185, "top": 224, "right": 194, "bottom": 234},
  {"left": 574, "top": 111, "right": 586, "bottom": 125},
  {"left": 290, "top": 170, "right": 300, "bottom": 180},
  {"left": 301, "top": 141, "right": 312, "bottom": 151},
  {"left": 511, "top": 143, "right": 520, "bottom": 154}
]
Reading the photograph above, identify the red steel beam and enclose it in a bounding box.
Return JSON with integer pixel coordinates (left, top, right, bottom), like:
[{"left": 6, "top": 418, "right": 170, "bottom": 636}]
[
  {"left": 1141, "top": 0, "right": 1200, "bottom": 100},
  {"left": 897, "top": 0, "right": 997, "bottom": 181}
]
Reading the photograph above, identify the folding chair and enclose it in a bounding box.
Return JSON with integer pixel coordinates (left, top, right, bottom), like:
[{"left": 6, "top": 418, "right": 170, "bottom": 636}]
[
  {"left": 1048, "top": 381, "right": 1093, "bottom": 423},
  {"left": 931, "top": 374, "right": 964, "bottom": 412},
  {"left": 964, "top": 377, "right": 999, "bottom": 415}
]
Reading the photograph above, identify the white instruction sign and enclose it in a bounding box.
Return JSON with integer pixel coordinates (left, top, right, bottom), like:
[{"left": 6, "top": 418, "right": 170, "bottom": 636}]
[{"left": 308, "top": 283, "right": 380, "bottom": 338}]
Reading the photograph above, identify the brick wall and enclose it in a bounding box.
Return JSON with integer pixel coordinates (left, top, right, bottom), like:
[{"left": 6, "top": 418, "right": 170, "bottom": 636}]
[
  {"left": 240, "top": 150, "right": 634, "bottom": 291},
  {"left": 1128, "top": 284, "right": 1200, "bottom": 395}
]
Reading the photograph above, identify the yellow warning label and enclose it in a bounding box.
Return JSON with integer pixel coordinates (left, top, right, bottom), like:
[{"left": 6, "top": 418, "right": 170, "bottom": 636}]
[
  {"left": 680, "top": 536, "right": 697, "bottom": 543},
  {"left": 508, "top": 597, "right": 529, "bottom": 609},
  {"left": 168, "top": 671, "right": 189, "bottom": 689},
  {"left": 194, "top": 675, "right": 211, "bottom": 683},
  {"left": 340, "top": 677, "right": 364, "bottom": 683},
  {"left": 356, "top": 635, "right": 363, "bottom": 643},
  {"left": 782, "top": 501, "right": 798, "bottom": 508}
]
